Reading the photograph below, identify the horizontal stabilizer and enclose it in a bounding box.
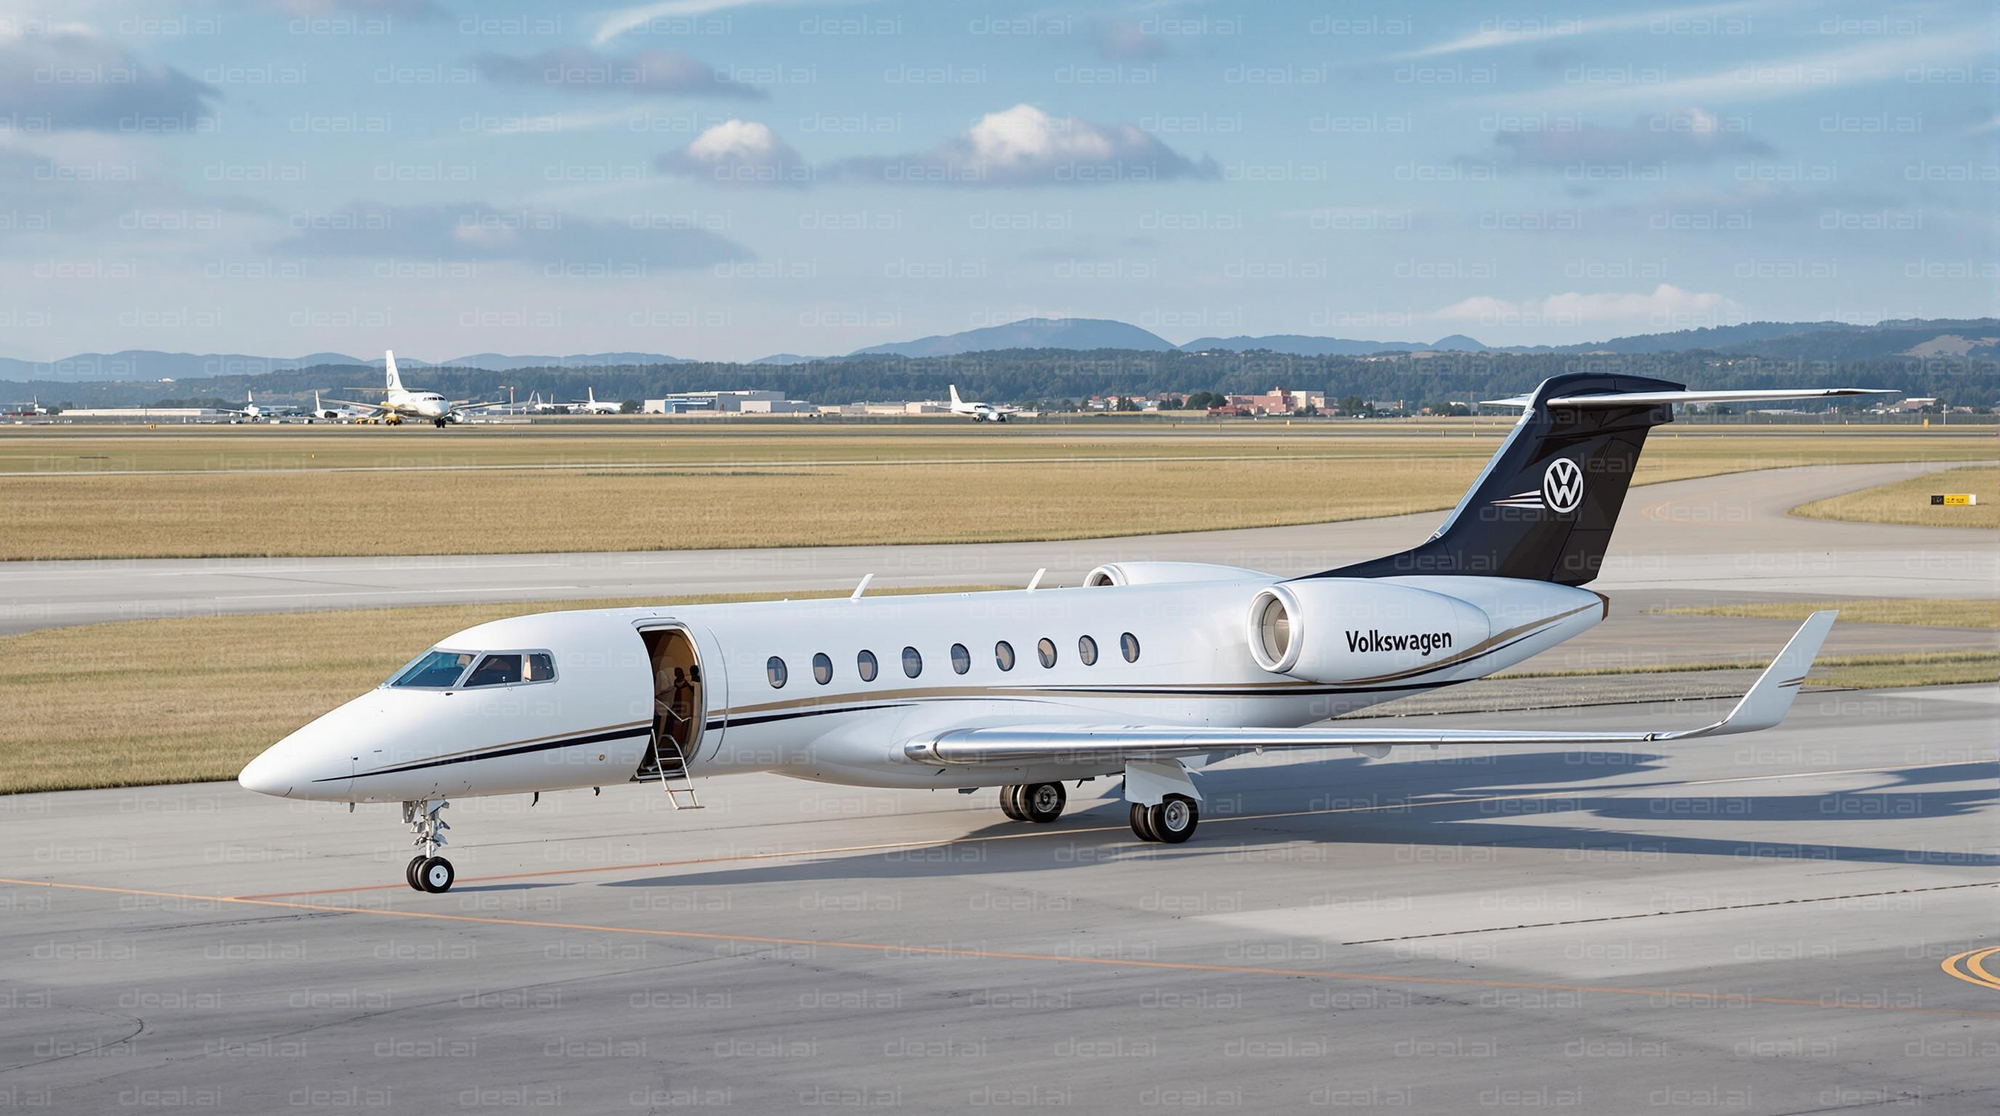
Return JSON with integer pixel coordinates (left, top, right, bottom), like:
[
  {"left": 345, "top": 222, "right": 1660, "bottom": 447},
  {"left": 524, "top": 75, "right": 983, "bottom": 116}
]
[{"left": 1483, "top": 387, "right": 1892, "bottom": 408}]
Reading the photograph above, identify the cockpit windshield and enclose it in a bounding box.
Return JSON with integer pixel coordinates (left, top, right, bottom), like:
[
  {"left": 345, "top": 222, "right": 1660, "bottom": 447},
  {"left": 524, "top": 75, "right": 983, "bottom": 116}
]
[{"left": 388, "top": 650, "right": 475, "bottom": 688}]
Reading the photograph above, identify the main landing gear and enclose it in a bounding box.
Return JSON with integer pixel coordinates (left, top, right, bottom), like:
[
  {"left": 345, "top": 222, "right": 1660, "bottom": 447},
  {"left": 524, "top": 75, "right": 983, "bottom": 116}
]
[
  {"left": 1129, "top": 795, "right": 1199, "bottom": 844},
  {"left": 402, "top": 799, "right": 454, "bottom": 893},
  {"left": 997, "top": 782, "right": 1066, "bottom": 824}
]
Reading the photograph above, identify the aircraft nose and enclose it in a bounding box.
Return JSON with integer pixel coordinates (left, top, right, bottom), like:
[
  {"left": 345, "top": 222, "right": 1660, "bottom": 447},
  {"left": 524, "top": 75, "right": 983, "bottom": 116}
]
[{"left": 237, "top": 745, "right": 297, "bottom": 797}]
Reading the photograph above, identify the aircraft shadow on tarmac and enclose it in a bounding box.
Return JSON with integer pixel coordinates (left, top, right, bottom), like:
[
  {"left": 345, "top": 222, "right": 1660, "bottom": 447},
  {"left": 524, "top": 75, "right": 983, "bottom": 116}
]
[{"left": 606, "top": 750, "right": 2000, "bottom": 890}]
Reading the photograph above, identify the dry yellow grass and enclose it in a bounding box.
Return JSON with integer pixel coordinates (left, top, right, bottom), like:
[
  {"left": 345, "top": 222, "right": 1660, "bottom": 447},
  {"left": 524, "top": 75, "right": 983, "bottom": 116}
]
[
  {"left": 0, "top": 586, "right": 1002, "bottom": 795},
  {"left": 1653, "top": 598, "right": 2000, "bottom": 629},
  {"left": 2, "top": 425, "right": 1991, "bottom": 559},
  {"left": 1503, "top": 651, "right": 1997, "bottom": 689},
  {"left": 1790, "top": 464, "right": 1998, "bottom": 529}
]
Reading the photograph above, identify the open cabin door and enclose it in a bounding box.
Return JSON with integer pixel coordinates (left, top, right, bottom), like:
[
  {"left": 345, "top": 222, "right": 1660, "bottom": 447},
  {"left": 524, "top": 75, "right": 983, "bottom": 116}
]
[{"left": 633, "top": 621, "right": 726, "bottom": 806}]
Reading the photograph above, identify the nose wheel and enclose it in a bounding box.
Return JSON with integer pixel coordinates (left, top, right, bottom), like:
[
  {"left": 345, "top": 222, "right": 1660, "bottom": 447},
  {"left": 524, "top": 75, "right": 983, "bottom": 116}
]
[{"left": 401, "top": 799, "right": 455, "bottom": 892}]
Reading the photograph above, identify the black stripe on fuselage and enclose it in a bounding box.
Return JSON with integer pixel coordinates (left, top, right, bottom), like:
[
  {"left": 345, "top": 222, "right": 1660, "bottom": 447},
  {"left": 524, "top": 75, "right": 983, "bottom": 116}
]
[{"left": 327, "top": 726, "right": 654, "bottom": 783}]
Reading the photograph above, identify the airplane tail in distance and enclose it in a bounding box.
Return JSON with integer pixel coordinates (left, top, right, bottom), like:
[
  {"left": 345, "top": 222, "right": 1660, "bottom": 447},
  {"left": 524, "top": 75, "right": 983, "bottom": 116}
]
[
  {"left": 384, "top": 350, "right": 404, "bottom": 393},
  {"left": 949, "top": 384, "right": 963, "bottom": 407},
  {"left": 1312, "top": 373, "right": 1890, "bottom": 587}
]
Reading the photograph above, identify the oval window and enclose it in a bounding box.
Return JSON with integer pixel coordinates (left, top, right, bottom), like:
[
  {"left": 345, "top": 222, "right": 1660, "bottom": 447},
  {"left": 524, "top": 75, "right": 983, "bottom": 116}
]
[
  {"left": 857, "top": 650, "right": 878, "bottom": 682},
  {"left": 766, "top": 656, "right": 787, "bottom": 688},
  {"left": 812, "top": 652, "right": 832, "bottom": 686},
  {"left": 995, "top": 640, "right": 1016, "bottom": 671},
  {"left": 1078, "top": 635, "right": 1098, "bottom": 666},
  {"left": 1120, "top": 632, "right": 1140, "bottom": 663},
  {"left": 902, "top": 646, "right": 922, "bottom": 678},
  {"left": 950, "top": 643, "right": 971, "bottom": 675},
  {"left": 1036, "top": 638, "right": 1057, "bottom": 668}
]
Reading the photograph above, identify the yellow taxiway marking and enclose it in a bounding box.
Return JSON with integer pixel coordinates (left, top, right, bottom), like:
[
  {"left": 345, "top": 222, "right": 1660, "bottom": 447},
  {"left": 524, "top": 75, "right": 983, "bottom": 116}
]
[
  {"left": 232, "top": 757, "right": 1994, "bottom": 901},
  {"left": 4, "top": 874, "right": 1999, "bottom": 1020},
  {"left": 1943, "top": 947, "right": 2000, "bottom": 992}
]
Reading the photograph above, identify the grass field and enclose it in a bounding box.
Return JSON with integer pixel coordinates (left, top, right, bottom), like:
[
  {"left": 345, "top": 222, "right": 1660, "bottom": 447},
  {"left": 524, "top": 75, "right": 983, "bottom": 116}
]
[
  {"left": 1654, "top": 597, "right": 2000, "bottom": 629},
  {"left": 1790, "top": 463, "right": 1998, "bottom": 529},
  {"left": 2, "top": 587, "right": 1989, "bottom": 795},
  {"left": 0, "top": 586, "right": 1000, "bottom": 796},
  {"left": 2, "top": 423, "right": 1992, "bottom": 560}
]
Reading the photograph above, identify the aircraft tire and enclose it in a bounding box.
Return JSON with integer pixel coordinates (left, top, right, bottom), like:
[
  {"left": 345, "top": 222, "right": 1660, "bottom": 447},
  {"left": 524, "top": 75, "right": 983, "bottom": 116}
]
[
  {"left": 405, "top": 855, "right": 427, "bottom": 891},
  {"left": 998, "top": 785, "right": 1025, "bottom": 820},
  {"left": 418, "top": 856, "right": 455, "bottom": 893},
  {"left": 1129, "top": 803, "right": 1157, "bottom": 842},
  {"left": 1020, "top": 782, "right": 1065, "bottom": 824},
  {"left": 1149, "top": 796, "right": 1198, "bottom": 844}
]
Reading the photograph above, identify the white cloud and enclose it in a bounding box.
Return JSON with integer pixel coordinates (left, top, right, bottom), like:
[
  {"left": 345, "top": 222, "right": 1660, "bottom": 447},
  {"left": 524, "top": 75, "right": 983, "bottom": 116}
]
[
  {"left": 1490, "top": 107, "right": 1770, "bottom": 168},
  {"left": 832, "top": 104, "right": 1217, "bottom": 187},
  {"left": 593, "top": 0, "right": 854, "bottom": 45},
  {"left": 1431, "top": 285, "right": 1742, "bottom": 329},
  {"left": 1494, "top": 28, "right": 1992, "bottom": 108},
  {"left": 475, "top": 46, "right": 764, "bottom": 99},
  {"left": 655, "top": 119, "right": 812, "bottom": 187},
  {"left": 1399, "top": 0, "right": 1773, "bottom": 58}
]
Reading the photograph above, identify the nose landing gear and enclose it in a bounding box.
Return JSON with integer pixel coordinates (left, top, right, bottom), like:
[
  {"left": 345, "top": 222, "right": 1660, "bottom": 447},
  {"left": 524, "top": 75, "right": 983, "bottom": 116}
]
[{"left": 401, "top": 799, "right": 454, "bottom": 892}]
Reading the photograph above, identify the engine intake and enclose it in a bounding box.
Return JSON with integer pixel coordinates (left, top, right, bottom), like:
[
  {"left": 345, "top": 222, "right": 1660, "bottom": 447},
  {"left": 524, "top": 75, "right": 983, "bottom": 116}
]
[{"left": 1247, "top": 581, "right": 1491, "bottom": 683}]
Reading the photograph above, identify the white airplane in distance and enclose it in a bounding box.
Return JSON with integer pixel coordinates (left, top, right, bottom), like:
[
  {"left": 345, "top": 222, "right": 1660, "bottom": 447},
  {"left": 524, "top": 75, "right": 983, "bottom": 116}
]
[
  {"left": 241, "top": 374, "right": 1888, "bottom": 894},
  {"left": 558, "top": 387, "right": 623, "bottom": 415},
  {"left": 311, "top": 391, "right": 374, "bottom": 422},
  {"left": 317, "top": 351, "right": 504, "bottom": 427},
  {"left": 949, "top": 384, "right": 1019, "bottom": 422},
  {"left": 220, "top": 390, "right": 301, "bottom": 422}
]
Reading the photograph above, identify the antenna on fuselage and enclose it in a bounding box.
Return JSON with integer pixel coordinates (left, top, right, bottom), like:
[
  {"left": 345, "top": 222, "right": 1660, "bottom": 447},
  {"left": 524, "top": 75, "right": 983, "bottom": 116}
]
[
  {"left": 850, "top": 574, "right": 872, "bottom": 601},
  {"left": 1025, "top": 568, "right": 1046, "bottom": 591}
]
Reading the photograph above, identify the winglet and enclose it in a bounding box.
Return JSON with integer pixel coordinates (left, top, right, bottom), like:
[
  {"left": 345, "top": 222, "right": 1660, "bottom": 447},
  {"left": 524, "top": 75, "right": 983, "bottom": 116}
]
[{"left": 1701, "top": 610, "right": 1836, "bottom": 736}]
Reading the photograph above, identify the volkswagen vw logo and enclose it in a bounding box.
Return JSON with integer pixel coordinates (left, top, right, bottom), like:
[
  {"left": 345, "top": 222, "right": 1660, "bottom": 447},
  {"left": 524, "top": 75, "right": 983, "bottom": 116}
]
[{"left": 1542, "top": 458, "right": 1584, "bottom": 513}]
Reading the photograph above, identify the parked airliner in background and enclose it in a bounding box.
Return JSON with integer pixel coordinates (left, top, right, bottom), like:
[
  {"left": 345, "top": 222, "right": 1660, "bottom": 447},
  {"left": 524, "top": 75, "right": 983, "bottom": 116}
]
[
  {"left": 221, "top": 390, "right": 300, "bottom": 422},
  {"left": 950, "top": 384, "right": 1018, "bottom": 422},
  {"left": 242, "top": 374, "right": 1887, "bottom": 893},
  {"left": 559, "top": 387, "right": 623, "bottom": 414},
  {"left": 318, "top": 351, "right": 502, "bottom": 427}
]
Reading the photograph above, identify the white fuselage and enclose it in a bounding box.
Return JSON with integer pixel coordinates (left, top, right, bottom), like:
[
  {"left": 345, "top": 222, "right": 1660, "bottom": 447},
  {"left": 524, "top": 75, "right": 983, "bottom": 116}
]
[
  {"left": 380, "top": 388, "right": 454, "bottom": 421},
  {"left": 241, "top": 571, "right": 1604, "bottom": 804}
]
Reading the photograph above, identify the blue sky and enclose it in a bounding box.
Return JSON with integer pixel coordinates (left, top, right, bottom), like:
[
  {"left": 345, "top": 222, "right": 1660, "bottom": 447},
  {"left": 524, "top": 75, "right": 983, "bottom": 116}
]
[{"left": 0, "top": 0, "right": 1993, "bottom": 360}]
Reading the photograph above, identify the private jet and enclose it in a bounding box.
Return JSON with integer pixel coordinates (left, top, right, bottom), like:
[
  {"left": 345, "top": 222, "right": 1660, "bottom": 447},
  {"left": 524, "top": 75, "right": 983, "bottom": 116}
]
[
  {"left": 241, "top": 374, "right": 1887, "bottom": 893},
  {"left": 318, "top": 351, "right": 503, "bottom": 427},
  {"left": 949, "top": 384, "right": 1019, "bottom": 422}
]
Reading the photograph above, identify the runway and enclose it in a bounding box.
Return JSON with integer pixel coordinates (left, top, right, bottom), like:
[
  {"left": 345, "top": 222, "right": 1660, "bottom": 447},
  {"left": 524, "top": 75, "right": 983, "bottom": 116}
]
[
  {"left": 0, "top": 461, "right": 1992, "bottom": 640},
  {"left": 2, "top": 686, "right": 1994, "bottom": 1111}
]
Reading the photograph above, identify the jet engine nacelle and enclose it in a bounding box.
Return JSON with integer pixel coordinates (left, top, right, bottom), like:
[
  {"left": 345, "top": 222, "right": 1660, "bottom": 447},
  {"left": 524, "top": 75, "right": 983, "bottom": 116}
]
[
  {"left": 1246, "top": 580, "right": 1491, "bottom": 683},
  {"left": 1085, "top": 561, "right": 1270, "bottom": 587}
]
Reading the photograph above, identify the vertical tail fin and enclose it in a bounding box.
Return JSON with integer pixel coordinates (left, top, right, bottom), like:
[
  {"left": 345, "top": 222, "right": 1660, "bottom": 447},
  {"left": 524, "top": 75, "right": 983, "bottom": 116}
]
[
  {"left": 950, "top": 384, "right": 963, "bottom": 407},
  {"left": 1314, "top": 372, "right": 1683, "bottom": 586},
  {"left": 384, "top": 350, "right": 404, "bottom": 393}
]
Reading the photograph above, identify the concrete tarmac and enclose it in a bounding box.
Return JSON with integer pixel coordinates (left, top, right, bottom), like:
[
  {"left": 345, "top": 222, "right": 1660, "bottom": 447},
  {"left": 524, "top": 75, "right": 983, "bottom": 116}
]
[
  {"left": 1, "top": 686, "right": 1994, "bottom": 1112},
  {"left": 1, "top": 461, "right": 1991, "bottom": 638}
]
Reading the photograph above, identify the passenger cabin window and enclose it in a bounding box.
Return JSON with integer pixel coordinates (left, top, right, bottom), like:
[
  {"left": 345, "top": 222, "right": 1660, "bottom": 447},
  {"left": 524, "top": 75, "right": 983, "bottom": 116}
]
[
  {"left": 767, "top": 656, "right": 788, "bottom": 688},
  {"left": 857, "top": 650, "right": 879, "bottom": 682},
  {"left": 902, "top": 646, "right": 922, "bottom": 678},
  {"left": 1078, "top": 636, "right": 1098, "bottom": 666},
  {"left": 1037, "top": 638, "right": 1057, "bottom": 668},
  {"left": 389, "top": 650, "right": 475, "bottom": 688},
  {"left": 465, "top": 654, "right": 523, "bottom": 687},
  {"left": 1121, "top": 632, "right": 1140, "bottom": 663},
  {"left": 995, "top": 641, "right": 1016, "bottom": 671},
  {"left": 812, "top": 652, "right": 833, "bottom": 685},
  {"left": 950, "top": 643, "right": 971, "bottom": 675}
]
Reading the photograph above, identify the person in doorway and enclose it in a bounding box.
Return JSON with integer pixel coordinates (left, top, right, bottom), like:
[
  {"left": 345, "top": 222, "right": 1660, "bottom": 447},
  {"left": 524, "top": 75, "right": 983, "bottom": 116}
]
[{"left": 668, "top": 668, "right": 695, "bottom": 749}]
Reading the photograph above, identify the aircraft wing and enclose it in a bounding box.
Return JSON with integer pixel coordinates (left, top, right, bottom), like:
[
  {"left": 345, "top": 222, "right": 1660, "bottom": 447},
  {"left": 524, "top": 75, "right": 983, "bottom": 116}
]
[
  {"left": 905, "top": 612, "right": 1833, "bottom": 767},
  {"left": 318, "top": 396, "right": 392, "bottom": 413}
]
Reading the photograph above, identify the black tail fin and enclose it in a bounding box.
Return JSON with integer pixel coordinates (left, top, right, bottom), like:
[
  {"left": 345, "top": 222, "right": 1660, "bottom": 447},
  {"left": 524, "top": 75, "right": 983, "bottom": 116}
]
[{"left": 1317, "top": 372, "right": 1683, "bottom": 586}]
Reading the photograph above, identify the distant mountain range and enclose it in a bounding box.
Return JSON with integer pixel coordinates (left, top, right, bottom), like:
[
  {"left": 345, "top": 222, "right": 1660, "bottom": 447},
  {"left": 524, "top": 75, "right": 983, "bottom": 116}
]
[
  {"left": 1, "top": 350, "right": 692, "bottom": 383},
  {"left": 6, "top": 318, "right": 1995, "bottom": 383}
]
